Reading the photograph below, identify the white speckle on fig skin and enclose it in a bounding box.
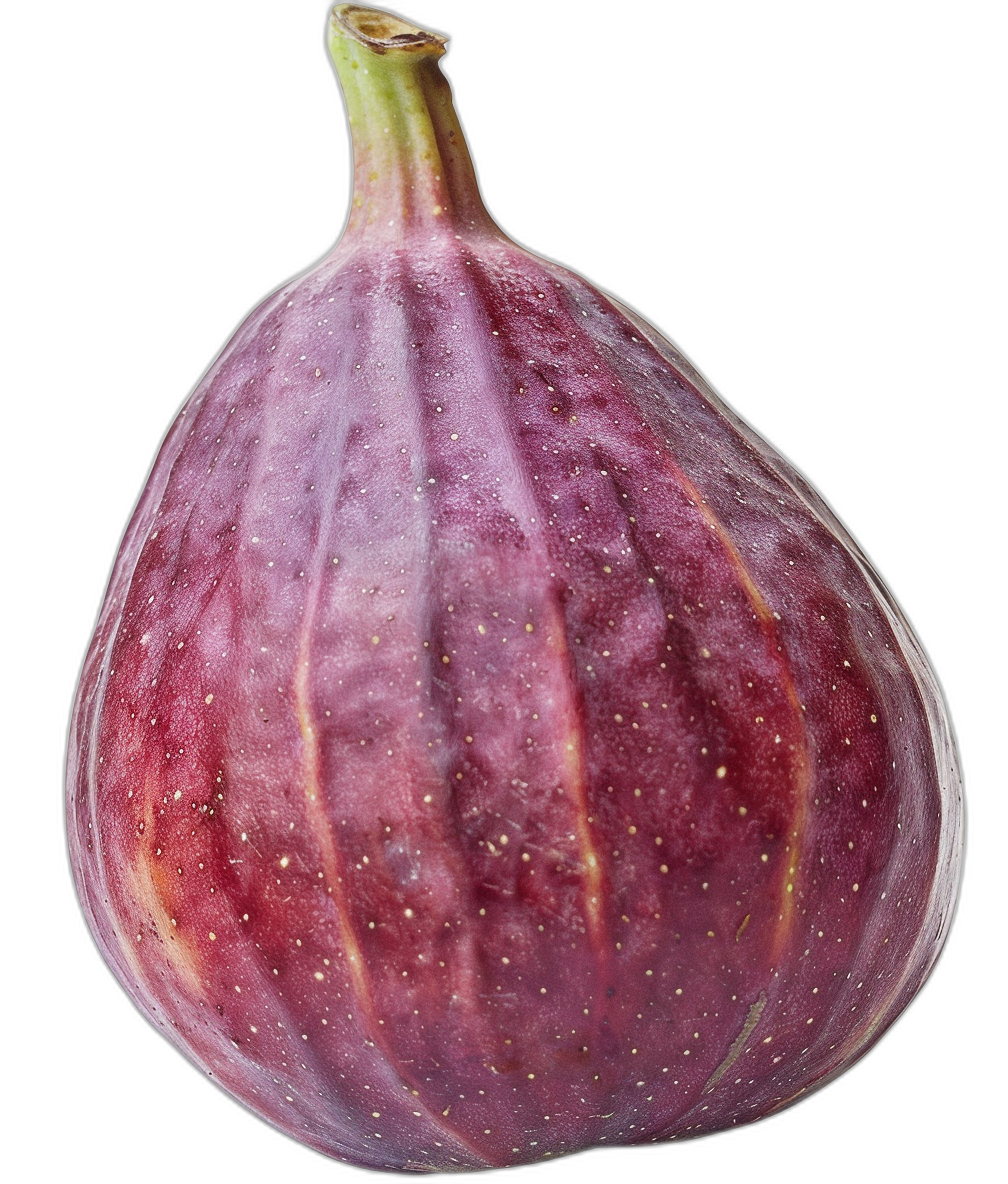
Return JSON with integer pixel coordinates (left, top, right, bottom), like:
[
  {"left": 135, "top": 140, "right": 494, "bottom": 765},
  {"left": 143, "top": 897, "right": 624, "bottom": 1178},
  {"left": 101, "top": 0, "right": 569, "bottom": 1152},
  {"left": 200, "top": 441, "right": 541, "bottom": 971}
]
[{"left": 65, "top": 7, "right": 961, "bottom": 1175}]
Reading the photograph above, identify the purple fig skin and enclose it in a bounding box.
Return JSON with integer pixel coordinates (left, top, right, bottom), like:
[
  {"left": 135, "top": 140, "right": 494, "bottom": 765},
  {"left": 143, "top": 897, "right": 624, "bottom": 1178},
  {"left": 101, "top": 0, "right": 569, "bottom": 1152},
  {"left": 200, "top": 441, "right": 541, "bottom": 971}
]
[{"left": 67, "top": 5, "right": 962, "bottom": 1173}]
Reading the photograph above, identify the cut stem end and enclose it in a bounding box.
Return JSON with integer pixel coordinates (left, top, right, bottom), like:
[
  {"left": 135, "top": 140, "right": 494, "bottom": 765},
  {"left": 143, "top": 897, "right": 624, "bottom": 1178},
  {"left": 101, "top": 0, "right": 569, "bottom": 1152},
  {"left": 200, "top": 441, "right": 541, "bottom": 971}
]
[{"left": 330, "top": 4, "right": 446, "bottom": 56}]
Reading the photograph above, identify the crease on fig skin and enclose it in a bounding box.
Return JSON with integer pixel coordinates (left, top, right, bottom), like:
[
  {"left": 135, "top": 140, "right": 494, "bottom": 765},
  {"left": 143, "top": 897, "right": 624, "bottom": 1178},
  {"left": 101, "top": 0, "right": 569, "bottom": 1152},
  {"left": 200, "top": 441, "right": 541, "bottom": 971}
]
[{"left": 609, "top": 289, "right": 962, "bottom": 957}]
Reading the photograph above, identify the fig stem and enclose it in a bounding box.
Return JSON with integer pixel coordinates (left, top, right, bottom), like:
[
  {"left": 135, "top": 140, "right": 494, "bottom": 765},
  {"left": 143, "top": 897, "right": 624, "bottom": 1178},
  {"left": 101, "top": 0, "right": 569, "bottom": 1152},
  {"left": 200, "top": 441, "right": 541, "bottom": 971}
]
[{"left": 328, "top": 4, "right": 495, "bottom": 241}]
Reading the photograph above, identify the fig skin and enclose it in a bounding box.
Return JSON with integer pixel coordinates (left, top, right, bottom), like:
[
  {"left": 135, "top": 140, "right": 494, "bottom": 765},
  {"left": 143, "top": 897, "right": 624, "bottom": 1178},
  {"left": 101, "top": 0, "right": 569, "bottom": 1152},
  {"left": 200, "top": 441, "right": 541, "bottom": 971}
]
[{"left": 61, "top": 2, "right": 961, "bottom": 1174}]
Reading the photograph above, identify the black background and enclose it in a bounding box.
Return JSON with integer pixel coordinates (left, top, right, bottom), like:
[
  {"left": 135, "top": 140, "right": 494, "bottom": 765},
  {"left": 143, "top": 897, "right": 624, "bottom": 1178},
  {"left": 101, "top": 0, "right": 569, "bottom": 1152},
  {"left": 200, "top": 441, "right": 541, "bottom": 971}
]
[{"left": 59, "top": 4, "right": 976, "bottom": 1174}]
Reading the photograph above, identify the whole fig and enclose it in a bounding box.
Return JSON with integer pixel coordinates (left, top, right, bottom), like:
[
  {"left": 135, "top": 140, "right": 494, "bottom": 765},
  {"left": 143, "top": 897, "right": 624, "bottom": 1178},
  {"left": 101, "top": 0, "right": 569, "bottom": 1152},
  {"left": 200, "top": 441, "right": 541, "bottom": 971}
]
[{"left": 68, "top": 4, "right": 962, "bottom": 1172}]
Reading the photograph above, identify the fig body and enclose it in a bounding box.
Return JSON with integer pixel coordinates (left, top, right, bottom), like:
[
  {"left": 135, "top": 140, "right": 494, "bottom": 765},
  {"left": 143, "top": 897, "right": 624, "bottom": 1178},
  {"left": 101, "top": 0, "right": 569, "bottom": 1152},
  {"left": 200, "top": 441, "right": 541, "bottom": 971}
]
[{"left": 67, "top": 5, "right": 962, "bottom": 1172}]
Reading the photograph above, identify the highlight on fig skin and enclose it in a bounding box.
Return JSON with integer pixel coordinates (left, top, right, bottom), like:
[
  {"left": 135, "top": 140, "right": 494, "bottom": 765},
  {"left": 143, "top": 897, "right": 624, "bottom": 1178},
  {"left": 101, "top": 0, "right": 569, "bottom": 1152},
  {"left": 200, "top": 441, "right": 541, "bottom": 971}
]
[{"left": 66, "top": 3, "right": 962, "bottom": 1172}]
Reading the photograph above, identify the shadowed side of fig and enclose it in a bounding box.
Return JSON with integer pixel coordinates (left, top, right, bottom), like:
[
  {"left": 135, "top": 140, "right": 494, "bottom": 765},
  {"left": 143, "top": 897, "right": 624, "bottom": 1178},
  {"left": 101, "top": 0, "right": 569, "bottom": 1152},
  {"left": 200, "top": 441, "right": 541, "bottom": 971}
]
[{"left": 67, "top": 3, "right": 962, "bottom": 1171}]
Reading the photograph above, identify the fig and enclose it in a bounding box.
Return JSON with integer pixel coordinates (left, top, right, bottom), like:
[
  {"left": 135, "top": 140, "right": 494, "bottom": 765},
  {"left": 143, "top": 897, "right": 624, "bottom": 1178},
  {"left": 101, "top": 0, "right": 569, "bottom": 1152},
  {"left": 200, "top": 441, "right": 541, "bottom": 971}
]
[{"left": 67, "top": 3, "right": 962, "bottom": 1173}]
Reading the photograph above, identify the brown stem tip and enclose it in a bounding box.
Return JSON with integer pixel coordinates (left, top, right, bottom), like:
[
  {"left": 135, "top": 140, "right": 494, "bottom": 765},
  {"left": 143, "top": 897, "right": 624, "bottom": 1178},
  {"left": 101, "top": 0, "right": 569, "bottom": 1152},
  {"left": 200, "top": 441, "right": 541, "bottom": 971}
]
[{"left": 330, "top": 4, "right": 446, "bottom": 54}]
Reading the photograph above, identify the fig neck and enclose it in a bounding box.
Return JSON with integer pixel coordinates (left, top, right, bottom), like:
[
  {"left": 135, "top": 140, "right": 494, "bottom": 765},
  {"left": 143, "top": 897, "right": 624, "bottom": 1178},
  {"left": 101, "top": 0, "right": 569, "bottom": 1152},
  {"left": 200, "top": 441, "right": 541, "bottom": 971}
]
[{"left": 328, "top": 5, "right": 497, "bottom": 246}]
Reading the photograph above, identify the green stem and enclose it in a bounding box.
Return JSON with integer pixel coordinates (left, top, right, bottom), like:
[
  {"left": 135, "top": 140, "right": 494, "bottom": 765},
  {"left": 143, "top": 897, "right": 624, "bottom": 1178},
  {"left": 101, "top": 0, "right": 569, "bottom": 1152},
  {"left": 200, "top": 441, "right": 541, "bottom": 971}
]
[{"left": 327, "top": 5, "right": 495, "bottom": 242}]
